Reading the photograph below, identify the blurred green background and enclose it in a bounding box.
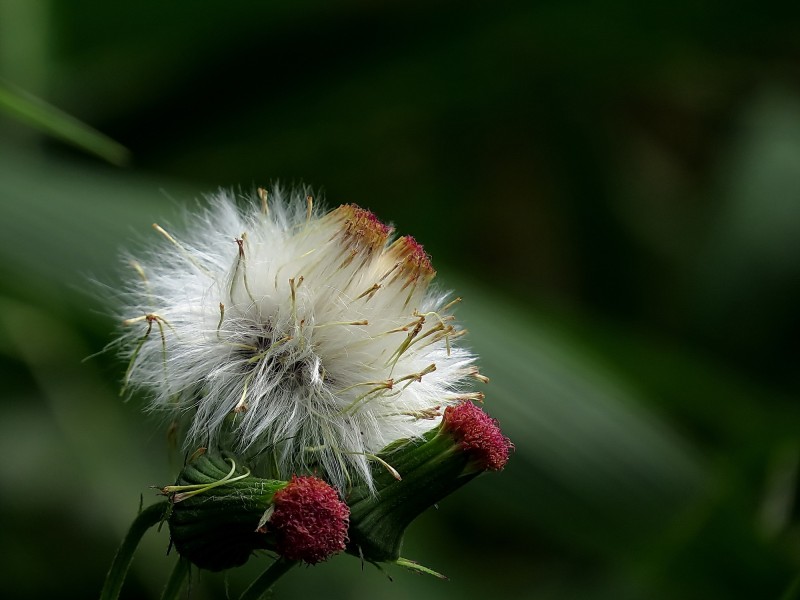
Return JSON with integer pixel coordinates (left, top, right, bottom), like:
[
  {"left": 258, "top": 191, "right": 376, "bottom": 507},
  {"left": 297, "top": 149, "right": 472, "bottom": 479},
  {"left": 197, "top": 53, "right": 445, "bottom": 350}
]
[{"left": 1, "top": 1, "right": 800, "bottom": 598}]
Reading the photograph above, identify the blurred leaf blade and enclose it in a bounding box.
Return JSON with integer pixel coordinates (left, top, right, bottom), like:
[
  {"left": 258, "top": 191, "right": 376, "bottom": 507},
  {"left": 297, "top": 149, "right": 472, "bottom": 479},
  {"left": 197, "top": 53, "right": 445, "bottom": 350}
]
[
  {"left": 0, "top": 79, "right": 130, "bottom": 166},
  {"left": 452, "top": 283, "right": 707, "bottom": 547}
]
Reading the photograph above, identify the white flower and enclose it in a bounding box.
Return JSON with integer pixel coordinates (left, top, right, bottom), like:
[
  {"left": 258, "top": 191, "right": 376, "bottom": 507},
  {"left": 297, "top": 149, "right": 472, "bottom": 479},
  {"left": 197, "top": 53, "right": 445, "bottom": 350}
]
[{"left": 117, "top": 187, "right": 487, "bottom": 491}]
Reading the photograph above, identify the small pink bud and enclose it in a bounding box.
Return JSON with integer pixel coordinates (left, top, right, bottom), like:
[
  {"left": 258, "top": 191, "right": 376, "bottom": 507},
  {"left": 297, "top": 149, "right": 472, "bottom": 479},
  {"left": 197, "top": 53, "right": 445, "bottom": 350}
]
[
  {"left": 443, "top": 401, "right": 513, "bottom": 471},
  {"left": 385, "top": 235, "right": 436, "bottom": 286},
  {"left": 332, "top": 203, "right": 393, "bottom": 255},
  {"left": 270, "top": 476, "right": 350, "bottom": 564}
]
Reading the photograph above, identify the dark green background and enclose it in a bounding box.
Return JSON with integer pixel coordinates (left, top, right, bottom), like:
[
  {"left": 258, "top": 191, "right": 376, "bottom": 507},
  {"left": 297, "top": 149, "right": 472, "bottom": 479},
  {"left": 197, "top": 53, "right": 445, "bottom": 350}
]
[{"left": 1, "top": 1, "right": 800, "bottom": 598}]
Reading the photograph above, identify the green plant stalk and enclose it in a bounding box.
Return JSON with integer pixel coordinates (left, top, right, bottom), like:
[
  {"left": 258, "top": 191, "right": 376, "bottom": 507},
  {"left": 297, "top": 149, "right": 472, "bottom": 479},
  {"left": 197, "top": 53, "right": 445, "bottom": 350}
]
[
  {"left": 160, "top": 556, "right": 191, "bottom": 600},
  {"left": 99, "top": 501, "right": 169, "bottom": 600},
  {"left": 239, "top": 557, "right": 298, "bottom": 600},
  {"left": 347, "top": 428, "right": 478, "bottom": 562}
]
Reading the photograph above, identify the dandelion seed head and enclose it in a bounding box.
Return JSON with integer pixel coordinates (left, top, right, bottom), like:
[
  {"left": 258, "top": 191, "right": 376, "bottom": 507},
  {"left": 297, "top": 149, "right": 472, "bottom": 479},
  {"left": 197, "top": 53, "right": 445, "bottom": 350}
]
[{"left": 117, "top": 187, "right": 484, "bottom": 491}]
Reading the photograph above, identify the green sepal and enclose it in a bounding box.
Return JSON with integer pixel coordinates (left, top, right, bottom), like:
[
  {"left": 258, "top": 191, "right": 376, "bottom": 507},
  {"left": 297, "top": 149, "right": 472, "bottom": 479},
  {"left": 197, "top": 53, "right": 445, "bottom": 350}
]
[
  {"left": 166, "top": 452, "right": 287, "bottom": 571},
  {"left": 347, "top": 425, "right": 478, "bottom": 562}
]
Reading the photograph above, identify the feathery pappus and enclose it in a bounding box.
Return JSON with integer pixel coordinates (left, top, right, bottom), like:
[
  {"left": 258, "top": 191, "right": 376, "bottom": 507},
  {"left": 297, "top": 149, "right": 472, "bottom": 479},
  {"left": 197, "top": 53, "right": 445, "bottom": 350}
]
[{"left": 117, "top": 187, "right": 488, "bottom": 492}]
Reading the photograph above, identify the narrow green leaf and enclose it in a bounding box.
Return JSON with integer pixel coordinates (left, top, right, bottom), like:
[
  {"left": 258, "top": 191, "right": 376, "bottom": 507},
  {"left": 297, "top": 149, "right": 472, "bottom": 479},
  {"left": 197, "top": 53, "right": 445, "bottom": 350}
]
[{"left": 0, "top": 79, "right": 130, "bottom": 166}]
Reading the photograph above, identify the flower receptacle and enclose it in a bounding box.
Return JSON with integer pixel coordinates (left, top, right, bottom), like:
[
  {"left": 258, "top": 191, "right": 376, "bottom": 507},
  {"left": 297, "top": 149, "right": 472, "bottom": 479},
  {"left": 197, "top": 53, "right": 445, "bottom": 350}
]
[
  {"left": 347, "top": 401, "right": 512, "bottom": 563},
  {"left": 166, "top": 453, "right": 286, "bottom": 571},
  {"left": 166, "top": 452, "right": 349, "bottom": 570}
]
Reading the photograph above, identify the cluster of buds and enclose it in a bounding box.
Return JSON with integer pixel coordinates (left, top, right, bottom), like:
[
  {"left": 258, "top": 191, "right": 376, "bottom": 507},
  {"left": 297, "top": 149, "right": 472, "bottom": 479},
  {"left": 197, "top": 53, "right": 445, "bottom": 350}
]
[
  {"left": 104, "top": 187, "right": 512, "bottom": 595},
  {"left": 159, "top": 399, "right": 511, "bottom": 573}
]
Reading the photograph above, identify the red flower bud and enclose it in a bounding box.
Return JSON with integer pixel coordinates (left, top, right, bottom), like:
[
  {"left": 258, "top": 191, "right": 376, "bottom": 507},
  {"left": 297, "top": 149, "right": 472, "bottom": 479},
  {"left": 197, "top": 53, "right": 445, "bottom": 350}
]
[
  {"left": 443, "top": 401, "right": 513, "bottom": 471},
  {"left": 270, "top": 476, "right": 350, "bottom": 564}
]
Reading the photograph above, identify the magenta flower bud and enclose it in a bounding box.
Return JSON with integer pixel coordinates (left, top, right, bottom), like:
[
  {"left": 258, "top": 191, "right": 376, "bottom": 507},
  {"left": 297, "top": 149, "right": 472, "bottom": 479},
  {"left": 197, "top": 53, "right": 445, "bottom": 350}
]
[
  {"left": 270, "top": 476, "right": 350, "bottom": 564},
  {"left": 442, "top": 401, "right": 512, "bottom": 471}
]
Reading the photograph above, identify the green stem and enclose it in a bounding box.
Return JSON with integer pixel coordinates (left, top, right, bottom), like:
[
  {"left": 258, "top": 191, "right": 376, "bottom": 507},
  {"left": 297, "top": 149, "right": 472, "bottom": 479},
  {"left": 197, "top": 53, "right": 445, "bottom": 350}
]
[
  {"left": 160, "top": 556, "right": 191, "bottom": 600},
  {"left": 239, "top": 557, "right": 298, "bottom": 600},
  {"left": 99, "top": 501, "right": 169, "bottom": 600}
]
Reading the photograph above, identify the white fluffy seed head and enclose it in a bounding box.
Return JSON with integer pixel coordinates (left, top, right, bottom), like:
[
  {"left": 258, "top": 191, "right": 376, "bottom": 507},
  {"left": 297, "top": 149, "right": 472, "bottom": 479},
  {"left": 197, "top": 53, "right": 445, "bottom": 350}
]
[{"left": 117, "top": 187, "right": 484, "bottom": 491}]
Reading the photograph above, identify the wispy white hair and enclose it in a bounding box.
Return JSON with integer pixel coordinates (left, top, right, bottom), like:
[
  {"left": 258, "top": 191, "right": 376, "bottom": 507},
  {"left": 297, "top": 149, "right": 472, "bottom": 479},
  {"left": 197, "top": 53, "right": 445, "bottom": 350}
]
[{"left": 116, "top": 187, "right": 486, "bottom": 491}]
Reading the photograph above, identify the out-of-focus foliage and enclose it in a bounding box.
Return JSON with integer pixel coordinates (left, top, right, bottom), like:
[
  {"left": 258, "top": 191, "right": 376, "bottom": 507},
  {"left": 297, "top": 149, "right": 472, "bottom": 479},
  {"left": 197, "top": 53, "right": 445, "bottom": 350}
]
[
  {"left": 1, "top": 1, "right": 799, "bottom": 598},
  {"left": 0, "top": 80, "right": 129, "bottom": 165}
]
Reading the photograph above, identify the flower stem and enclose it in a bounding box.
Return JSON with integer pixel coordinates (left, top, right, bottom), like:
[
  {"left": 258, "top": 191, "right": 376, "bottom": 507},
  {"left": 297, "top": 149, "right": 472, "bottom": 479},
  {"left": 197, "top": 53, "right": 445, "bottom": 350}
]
[
  {"left": 239, "top": 557, "right": 298, "bottom": 600},
  {"left": 100, "top": 501, "right": 170, "bottom": 600},
  {"left": 160, "top": 556, "right": 191, "bottom": 600}
]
